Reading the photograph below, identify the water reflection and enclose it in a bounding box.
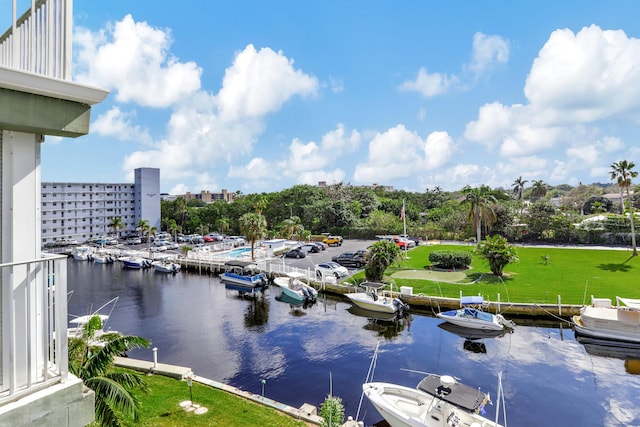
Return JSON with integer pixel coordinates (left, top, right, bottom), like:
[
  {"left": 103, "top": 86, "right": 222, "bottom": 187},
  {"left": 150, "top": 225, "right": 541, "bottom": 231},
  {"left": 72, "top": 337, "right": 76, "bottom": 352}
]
[
  {"left": 575, "top": 334, "right": 640, "bottom": 375},
  {"left": 347, "top": 305, "right": 411, "bottom": 339},
  {"left": 65, "top": 261, "right": 640, "bottom": 427}
]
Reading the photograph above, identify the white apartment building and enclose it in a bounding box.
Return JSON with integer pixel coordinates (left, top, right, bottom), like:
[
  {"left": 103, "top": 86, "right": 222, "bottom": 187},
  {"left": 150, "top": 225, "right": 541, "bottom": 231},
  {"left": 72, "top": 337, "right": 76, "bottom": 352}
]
[{"left": 42, "top": 168, "right": 160, "bottom": 245}]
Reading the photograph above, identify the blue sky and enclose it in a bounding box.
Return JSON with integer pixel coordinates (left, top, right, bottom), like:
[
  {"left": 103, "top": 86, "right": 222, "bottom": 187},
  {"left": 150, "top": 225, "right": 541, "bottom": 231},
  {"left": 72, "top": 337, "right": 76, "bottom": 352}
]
[{"left": 36, "top": 1, "right": 640, "bottom": 195}]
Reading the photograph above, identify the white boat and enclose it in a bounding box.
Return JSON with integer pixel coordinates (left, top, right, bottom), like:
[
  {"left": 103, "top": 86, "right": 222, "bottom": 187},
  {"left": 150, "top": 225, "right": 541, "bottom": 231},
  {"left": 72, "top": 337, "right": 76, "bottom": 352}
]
[
  {"left": 573, "top": 296, "right": 640, "bottom": 343},
  {"left": 344, "top": 282, "right": 409, "bottom": 314},
  {"left": 273, "top": 272, "right": 318, "bottom": 302},
  {"left": 67, "top": 297, "right": 120, "bottom": 346},
  {"left": 436, "top": 297, "right": 514, "bottom": 331},
  {"left": 363, "top": 374, "right": 503, "bottom": 427},
  {"left": 121, "top": 256, "right": 152, "bottom": 269},
  {"left": 152, "top": 259, "right": 181, "bottom": 273},
  {"left": 71, "top": 246, "right": 93, "bottom": 261},
  {"left": 93, "top": 252, "right": 115, "bottom": 264}
]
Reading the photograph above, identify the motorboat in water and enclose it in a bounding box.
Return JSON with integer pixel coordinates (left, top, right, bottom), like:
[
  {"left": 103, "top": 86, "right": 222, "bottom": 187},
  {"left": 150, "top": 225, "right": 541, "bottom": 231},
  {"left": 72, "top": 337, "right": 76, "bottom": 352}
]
[
  {"left": 121, "top": 256, "right": 152, "bottom": 269},
  {"left": 573, "top": 296, "right": 640, "bottom": 343},
  {"left": 344, "top": 282, "right": 409, "bottom": 315},
  {"left": 71, "top": 246, "right": 93, "bottom": 261},
  {"left": 273, "top": 272, "right": 318, "bottom": 303},
  {"left": 152, "top": 259, "right": 181, "bottom": 273},
  {"left": 221, "top": 260, "right": 269, "bottom": 294},
  {"left": 436, "top": 296, "right": 514, "bottom": 332},
  {"left": 93, "top": 252, "right": 115, "bottom": 264},
  {"left": 363, "top": 374, "right": 503, "bottom": 427}
]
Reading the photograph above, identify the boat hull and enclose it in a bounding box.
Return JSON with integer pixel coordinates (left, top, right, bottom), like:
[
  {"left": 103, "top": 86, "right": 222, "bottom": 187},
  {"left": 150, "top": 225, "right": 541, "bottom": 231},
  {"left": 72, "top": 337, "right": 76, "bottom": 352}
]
[
  {"left": 436, "top": 308, "right": 504, "bottom": 331},
  {"left": 345, "top": 293, "right": 399, "bottom": 314},
  {"left": 273, "top": 276, "right": 317, "bottom": 302},
  {"left": 573, "top": 313, "right": 640, "bottom": 343},
  {"left": 363, "top": 381, "right": 502, "bottom": 427}
]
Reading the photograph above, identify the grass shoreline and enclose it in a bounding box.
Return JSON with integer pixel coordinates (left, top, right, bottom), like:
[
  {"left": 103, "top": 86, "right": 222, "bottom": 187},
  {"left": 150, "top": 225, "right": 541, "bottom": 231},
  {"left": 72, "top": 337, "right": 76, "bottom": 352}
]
[{"left": 377, "top": 244, "right": 640, "bottom": 305}]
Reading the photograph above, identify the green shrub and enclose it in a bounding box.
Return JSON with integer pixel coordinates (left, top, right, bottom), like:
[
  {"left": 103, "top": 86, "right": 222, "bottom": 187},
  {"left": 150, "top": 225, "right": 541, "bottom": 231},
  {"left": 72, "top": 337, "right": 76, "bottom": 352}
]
[{"left": 428, "top": 250, "right": 472, "bottom": 269}]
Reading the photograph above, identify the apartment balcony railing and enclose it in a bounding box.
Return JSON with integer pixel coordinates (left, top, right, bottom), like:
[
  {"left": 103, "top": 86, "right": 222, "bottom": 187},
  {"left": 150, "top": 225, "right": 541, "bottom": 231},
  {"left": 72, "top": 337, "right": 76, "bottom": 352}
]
[
  {"left": 0, "top": 254, "right": 68, "bottom": 403},
  {"left": 0, "top": 0, "right": 72, "bottom": 80}
]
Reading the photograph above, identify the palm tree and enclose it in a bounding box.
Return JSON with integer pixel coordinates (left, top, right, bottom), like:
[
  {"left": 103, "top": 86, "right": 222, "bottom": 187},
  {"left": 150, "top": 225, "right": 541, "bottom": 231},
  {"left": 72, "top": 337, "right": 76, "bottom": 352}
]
[
  {"left": 610, "top": 160, "right": 638, "bottom": 256},
  {"left": 216, "top": 217, "right": 230, "bottom": 235},
  {"left": 175, "top": 197, "right": 188, "bottom": 230},
  {"left": 136, "top": 219, "right": 149, "bottom": 239},
  {"left": 68, "top": 315, "right": 149, "bottom": 426},
  {"left": 462, "top": 186, "right": 497, "bottom": 244},
  {"left": 531, "top": 180, "right": 548, "bottom": 201},
  {"left": 364, "top": 240, "right": 401, "bottom": 282},
  {"left": 239, "top": 212, "right": 267, "bottom": 261},
  {"left": 511, "top": 176, "right": 528, "bottom": 201},
  {"left": 108, "top": 217, "right": 124, "bottom": 244},
  {"left": 280, "top": 216, "right": 304, "bottom": 240},
  {"left": 167, "top": 219, "right": 181, "bottom": 242}
]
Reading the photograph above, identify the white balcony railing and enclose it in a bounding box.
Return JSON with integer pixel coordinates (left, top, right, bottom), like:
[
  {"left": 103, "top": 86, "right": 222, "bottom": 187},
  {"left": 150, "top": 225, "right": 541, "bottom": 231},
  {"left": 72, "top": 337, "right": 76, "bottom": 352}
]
[
  {"left": 0, "top": 0, "right": 72, "bottom": 80},
  {"left": 0, "top": 254, "right": 68, "bottom": 403}
]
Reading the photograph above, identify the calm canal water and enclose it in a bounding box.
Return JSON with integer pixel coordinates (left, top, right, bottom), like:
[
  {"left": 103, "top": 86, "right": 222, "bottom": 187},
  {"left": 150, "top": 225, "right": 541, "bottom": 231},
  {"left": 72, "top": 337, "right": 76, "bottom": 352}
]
[{"left": 66, "top": 260, "right": 640, "bottom": 427}]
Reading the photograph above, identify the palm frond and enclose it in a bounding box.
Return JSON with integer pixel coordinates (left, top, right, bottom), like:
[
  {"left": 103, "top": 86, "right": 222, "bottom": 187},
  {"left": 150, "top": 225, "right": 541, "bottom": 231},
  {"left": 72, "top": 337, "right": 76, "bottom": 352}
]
[{"left": 86, "top": 376, "right": 139, "bottom": 422}]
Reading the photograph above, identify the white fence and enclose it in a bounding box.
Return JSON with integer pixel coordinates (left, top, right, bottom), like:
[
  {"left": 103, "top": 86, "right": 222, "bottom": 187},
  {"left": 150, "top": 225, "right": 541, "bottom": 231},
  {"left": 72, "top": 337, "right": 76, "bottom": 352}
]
[
  {"left": 0, "top": 253, "right": 69, "bottom": 403},
  {"left": 0, "top": 0, "right": 72, "bottom": 79}
]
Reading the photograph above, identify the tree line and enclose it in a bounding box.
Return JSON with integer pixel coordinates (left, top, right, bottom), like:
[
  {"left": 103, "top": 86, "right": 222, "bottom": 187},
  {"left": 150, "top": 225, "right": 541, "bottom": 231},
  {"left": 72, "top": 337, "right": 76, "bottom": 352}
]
[{"left": 158, "top": 161, "right": 639, "bottom": 253}]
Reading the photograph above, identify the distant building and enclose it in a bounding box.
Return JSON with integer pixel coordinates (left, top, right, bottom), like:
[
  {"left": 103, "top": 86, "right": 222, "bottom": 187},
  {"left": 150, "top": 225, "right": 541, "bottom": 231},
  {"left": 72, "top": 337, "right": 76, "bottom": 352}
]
[
  {"left": 317, "top": 181, "right": 394, "bottom": 191},
  {"left": 42, "top": 167, "right": 160, "bottom": 245},
  {"left": 183, "top": 189, "right": 234, "bottom": 203}
]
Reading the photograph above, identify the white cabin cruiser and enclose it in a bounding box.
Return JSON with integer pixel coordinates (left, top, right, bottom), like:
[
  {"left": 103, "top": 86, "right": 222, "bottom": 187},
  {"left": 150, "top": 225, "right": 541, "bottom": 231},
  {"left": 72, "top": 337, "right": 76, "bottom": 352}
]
[{"left": 573, "top": 296, "right": 640, "bottom": 343}]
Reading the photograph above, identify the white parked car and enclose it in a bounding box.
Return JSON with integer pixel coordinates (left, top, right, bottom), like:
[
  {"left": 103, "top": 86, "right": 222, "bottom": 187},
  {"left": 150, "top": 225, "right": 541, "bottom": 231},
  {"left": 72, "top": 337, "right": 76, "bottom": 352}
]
[{"left": 314, "top": 262, "right": 349, "bottom": 280}]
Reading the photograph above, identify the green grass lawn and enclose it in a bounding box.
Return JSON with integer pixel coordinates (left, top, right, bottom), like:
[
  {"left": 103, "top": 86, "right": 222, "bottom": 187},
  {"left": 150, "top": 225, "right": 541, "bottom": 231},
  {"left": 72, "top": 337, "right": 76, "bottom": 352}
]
[
  {"left": 375, "top": 244, "right": 640, "bottom": 305},
  {"left": 129, "top": 373, "right": 308, "bottom": 427}
]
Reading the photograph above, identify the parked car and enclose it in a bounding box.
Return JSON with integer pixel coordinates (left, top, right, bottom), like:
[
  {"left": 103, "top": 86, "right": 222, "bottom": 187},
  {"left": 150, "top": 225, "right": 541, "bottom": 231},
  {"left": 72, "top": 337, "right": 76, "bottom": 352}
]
[
  {"left": 393, "top": 236, "right": 415, "bottom": 249},
  {"left": 399, "top": 234, "right": 421, "bottom": 246},
  {"left": 314, "top": 262, "right": 349, "bottom": 279},
  {"left": 126, "top": 237, "right": 142, "bottom": 245},
  {"left": 284, "top": 248, "right": 306, "bottom": 258},
  {"left": 312, "top": 241, "right": 327, "bottom": 251},
  {"left": 322, "top": 235, "right": 343, "bottom": 246},
  {"left": 331, "top": 252, "right": 366, "bottom": 268},
  {"left": 300, "top": 243, "right": 321, "bottom": 253}
]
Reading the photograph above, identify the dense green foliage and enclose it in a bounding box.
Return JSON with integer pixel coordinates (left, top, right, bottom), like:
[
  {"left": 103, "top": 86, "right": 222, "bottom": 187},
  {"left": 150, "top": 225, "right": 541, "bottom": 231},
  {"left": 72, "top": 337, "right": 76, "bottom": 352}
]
[
  {"left": 160, "top": 179, "right": 639, "bottom": 246},
  {"left": 476, "top": 235, "right": 519, "bottom": 276},
  {"left": 428, "top": 250, "right": 472, "bottom": 269},
  {"left": 364, "top": 240, "right": 401, "bottom": 281},
  {"left": 320, "top": 395, "right": 344, "bottom": 427}
]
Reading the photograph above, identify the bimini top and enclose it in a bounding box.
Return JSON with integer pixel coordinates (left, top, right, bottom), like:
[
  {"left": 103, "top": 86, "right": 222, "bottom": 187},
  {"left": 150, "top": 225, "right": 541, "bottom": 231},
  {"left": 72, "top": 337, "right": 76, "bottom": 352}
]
[
  {"left": 359, "top": 282, "right": 386, "bottom": 290},
  {"left": 416, "top": 375, "right": 488, "bottom": 413},
  {"left": 224, "top": 260, "right": 256, "bottom": 269},
  {"left": 618, "top": 297, "right": 640, "bottom": 311},
  {"left": 461, "top": 296, "right": 484, "bottom": 305}
]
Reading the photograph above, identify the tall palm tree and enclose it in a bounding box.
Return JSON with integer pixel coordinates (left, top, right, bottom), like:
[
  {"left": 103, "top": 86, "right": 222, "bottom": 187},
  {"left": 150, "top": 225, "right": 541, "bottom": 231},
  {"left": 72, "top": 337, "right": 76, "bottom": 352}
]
[
  {"left": 531, "top": 179, "right": 547, "bottom": 201},
  {"left": 280, "top": 216, "right": 304, "bottom": 240},
  {"left": 610, "top": 160, "right": 638, "bottom": 256},
  {"left": 108, "top": 217, "right": 124, "bottom": 244},
  {"left": 511, "top": 176, "right": 528, "bottom": 201},
  {"left": 167, "top": 219, "right": 181, "bottom": 242},
  {"left": 68, "top": 315, "right": 149, "bottom": 426},
  {"left": 239, "top": 212, "right": 267, "bottom": 261},
  {"left": 462, "top": 186, "right": 497, "bottom": 244},
  {"left": 216, "top": 217, "right": 230, "bottom": 235},
  {"left": 136, "top": 219, "right": 149, "bottom": 239}
]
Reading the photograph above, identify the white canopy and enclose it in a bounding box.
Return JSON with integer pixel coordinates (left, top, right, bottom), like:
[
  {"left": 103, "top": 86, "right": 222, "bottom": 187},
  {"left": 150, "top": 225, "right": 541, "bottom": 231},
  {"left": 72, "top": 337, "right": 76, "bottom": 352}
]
[{"left": 617, "top": 297, "right": 640, "bottom": 311}]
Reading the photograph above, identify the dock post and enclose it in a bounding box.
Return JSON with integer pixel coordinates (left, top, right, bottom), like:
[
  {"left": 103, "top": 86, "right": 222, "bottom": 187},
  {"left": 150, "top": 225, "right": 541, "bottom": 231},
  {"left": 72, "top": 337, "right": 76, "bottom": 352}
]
[
  {"left": 497, "top": 293, "right": 501, "bottom": 313},
  {"left": 558, "top": 295, "right": 561, "bottom": 316},
  {"left": 153, "top": 347, "right": 158, "bottom": 368}
]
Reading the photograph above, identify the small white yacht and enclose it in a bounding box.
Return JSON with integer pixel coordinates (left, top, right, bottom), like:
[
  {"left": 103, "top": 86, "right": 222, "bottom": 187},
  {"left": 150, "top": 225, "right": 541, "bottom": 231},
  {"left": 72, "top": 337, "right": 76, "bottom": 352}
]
[
  {"left": 273, "top": 272, "right": 318, "bottom": 302},
  {"left": 573, "top": 296, "right": 640, "bottom": 343},
  {"left": 345, "top": 282, "right": 409, "bottom": 315},
  {"left": 436, "top": 296, "right": 514, "bottom": 331}
]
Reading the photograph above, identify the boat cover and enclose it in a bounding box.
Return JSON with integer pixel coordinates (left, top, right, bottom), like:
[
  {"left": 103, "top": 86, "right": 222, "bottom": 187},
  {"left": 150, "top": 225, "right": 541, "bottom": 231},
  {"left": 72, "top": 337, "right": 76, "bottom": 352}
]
[
  {"left": 618, "top": 297, "right": 640, "bottom": 311},
  {"left": 416, "top": 375, "right": 486, "bottom": 412},
  {"left": 360, "top": 282, "right": 386, "bottom": 290},
  {"left": 461, "top": 296, "right": 484, "bottom": 305}
]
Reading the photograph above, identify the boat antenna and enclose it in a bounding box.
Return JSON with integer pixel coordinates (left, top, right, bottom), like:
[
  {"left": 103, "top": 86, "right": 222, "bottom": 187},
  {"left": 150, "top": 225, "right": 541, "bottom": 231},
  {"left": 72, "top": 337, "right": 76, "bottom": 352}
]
[
  {"left": 355, "top": 341, "right": 380, "bottom": 421},
  {"left": 494, "top": 371, "right": 507, "bottom": 427},
  {"left": 582, "top": 280, "right": 589, "bottom": 306}
]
